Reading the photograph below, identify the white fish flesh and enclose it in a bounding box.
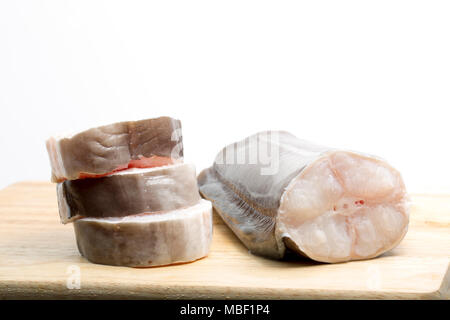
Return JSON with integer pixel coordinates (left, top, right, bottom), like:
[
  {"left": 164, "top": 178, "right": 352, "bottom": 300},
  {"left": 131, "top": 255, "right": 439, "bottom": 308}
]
[{"left": 198, "top": 131, "right": 409, "bottom": 263}]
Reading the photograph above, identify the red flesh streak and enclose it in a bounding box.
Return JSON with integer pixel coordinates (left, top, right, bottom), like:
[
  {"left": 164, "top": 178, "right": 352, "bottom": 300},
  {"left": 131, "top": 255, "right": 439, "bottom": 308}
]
[{"left": 77, "top": 156, "right": 175, "bottom": 180}]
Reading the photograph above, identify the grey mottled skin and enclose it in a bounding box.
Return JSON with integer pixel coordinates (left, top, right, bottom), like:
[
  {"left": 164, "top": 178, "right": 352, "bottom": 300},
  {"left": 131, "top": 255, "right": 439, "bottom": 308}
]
[
  {"left": 198, "top": 131, "right": 329, "bottom": 259},
  {"left": 46, "top": 117, "right": 183, "bottom": 182},
  {"left": 58, "top": 163, "right": 201, "bottom": 224},
  {"left": 74, "top": 200, "right": 213, "bottom": 267}
]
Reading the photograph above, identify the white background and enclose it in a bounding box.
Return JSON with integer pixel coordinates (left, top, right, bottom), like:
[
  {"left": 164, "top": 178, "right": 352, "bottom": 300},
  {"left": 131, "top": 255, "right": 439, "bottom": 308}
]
[{"left": 0, "top": 1, "right": 449, "bottom": 193}]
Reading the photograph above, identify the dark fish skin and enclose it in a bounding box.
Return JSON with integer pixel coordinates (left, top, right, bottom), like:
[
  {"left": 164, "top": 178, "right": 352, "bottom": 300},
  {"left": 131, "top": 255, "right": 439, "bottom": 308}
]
[
  {"left": 74, "top": 200, "right": 213, "bottom": 267},
  {"left": 46, "top": 116, "right": 183, "bottom": 182},
  {"left": 57, "top": 163, "right": 201, "bottom": 224},
  {"left": 198, "top": 131, "right": 327, "bottom": 259}
]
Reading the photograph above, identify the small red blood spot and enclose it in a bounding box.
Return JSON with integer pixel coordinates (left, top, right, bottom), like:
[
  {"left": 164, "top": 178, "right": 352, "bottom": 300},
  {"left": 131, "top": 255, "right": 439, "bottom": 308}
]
[{"left": 360, "top": 200, "right": 365, "bottom": 205}]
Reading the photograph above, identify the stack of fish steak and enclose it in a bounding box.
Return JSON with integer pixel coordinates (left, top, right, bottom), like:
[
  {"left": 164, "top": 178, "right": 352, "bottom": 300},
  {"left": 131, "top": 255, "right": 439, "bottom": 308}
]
[{"left": 46, "top": 117, "right": 213, "bottom": 267}]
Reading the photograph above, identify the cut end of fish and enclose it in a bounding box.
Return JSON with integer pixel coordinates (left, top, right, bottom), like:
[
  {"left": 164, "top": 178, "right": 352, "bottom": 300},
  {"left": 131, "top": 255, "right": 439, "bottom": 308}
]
[
  {"left": 74, "top": 199, "right": 213, "bottom": 267},
  {"left": 277, "top": 151, "right": 409, "bottom": 263}
]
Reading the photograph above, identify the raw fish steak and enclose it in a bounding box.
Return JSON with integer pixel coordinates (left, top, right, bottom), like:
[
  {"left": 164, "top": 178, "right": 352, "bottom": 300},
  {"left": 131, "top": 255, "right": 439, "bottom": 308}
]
[
  {"left": 198, "top": 131, "right": 409, "bottom": 263},
  {"left": 46, "top": 117, "right": 183, "bottom": 182},
  {"left": 74, "top": 200, "right": 213, "bottom": 267},
  {"left": 58, "top": 163, "right": 201, "bottom": 224}
]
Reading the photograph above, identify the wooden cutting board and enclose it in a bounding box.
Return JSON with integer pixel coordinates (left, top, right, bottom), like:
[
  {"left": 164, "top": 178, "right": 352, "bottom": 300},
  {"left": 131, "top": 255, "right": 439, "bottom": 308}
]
[{"left": 0, "top": 181, "right": 448, "bottom": 299}]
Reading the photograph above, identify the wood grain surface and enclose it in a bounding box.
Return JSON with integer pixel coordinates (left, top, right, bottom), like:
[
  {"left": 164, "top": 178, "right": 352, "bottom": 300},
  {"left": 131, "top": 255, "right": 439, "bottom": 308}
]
[{"left": 0, "top": 182, "right": 448, "bottom": 299}]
